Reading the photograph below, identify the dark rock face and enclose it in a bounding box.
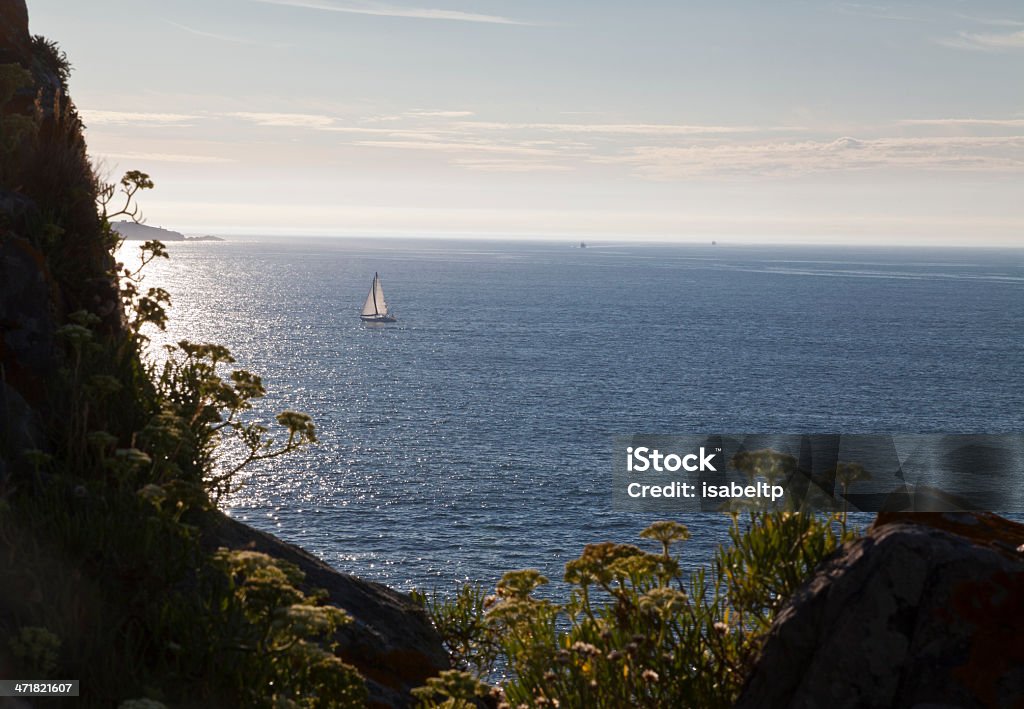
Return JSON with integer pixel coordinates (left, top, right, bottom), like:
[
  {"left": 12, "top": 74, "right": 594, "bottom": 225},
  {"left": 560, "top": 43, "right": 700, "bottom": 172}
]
[
  {"left": 0, "top": 232, "right": 56, "bottom": 405},
  {"left": 205, "top": 511, "right": 449, "bottom": 708},
  {"left": 0, "top": 0, "right": 29, "bottom": 65},
  {"left": 736, "top": 512, "right": 1024, "bottom": 709},
  {"left": 2, "top": 4, "right": 451, "bottom": 705}
]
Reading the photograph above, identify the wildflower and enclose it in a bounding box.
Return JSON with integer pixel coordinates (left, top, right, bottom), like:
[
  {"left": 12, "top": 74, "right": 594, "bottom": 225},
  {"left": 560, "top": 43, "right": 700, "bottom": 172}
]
[
  {"left": 640, "top": 520, "right": 691, "bottom": 556},
  {"left": 607, "top": 650, "right": 623, "bottom": 661},
  {"left": 713, "top": 621, "right": 729, "bottom": 635},
  {"left": 543, "top": 671, "right": 557, "bottom": 682},
  {"left": 642, "top": 669, "right": 660, "bottom": 683},
  {"left": 274, "top": 604, "right": 349, "bottom": 637},
  {"left": 571, "top": 641, "right": 600, "bottom": 657},
  {"left": 137, "top": 484, "right": 166, "bottom": 506},
  {"left": 555, "top": 649, "right": 570, "bottom": 664},
  {"left": 483, "top": 594, "right": 498, "bottom": 609},
  {"left": 8, "top": 626, "right": 61, "bottom": 676},
  {"left": 564, "top": 542, "right": 645, "bottom": 585},
  {"left": 276, "top": 410, "right": 317, "bottom": 442},
  {"left": 86, "top": 430, "right": 118, "bottom": 450},
  {"left": 497, "top": 569, "right": 549, "bottom": 599},
  {"left": 21, "top": 449, "right": 52, "bottom": 468},
  {"left": 638, "top": 587, "right": 688, "bottom": 616},
  {"left": 56, "top": 323, "right": 93, "bottom": 346},
  {"left": 86, "top": 374, "right": 123, "bottom": 396},
  {"left": 115, "top": 448, "right": 152, "bottom": 466}
]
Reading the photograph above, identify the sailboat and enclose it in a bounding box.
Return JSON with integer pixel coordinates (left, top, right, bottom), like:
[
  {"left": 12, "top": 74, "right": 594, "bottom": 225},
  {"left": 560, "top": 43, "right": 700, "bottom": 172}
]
[{"left": 360, "top": 272, "right": 396, "bottom": 323}]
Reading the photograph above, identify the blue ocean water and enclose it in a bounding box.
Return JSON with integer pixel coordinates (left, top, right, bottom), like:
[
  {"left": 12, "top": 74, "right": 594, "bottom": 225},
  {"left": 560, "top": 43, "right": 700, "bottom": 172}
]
[{"left": 129, "top": 237, "right": 1024, "bottom": 592}]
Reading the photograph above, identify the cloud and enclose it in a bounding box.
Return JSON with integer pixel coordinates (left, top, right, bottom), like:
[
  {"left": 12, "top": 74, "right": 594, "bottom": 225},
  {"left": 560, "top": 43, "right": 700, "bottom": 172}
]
[
  {"left": 99, "top": 151, "right": 235, "bottom": 164},
  {"left": 454, "top": 121, "right": 795, "bottom": 136},
  {"left": 598, "top": 135, "right": 1024, "bottom": 179},
  {"left": 937, "top": 29, "right": 1024, "bottom": 51},
  {"left": 407, "top": 109, "right": 476, "bottom": 117},
  {"left": 900, "top": 118, "right": 1024, "bottom": 128},
  {"left": 160, "top": 19, "right": 288, "bottom": 47},
  {"left": 951, "top": 14, "right": 1024, "bottom": 28},
  {"left": 81, "top": 110, "right": 199, "bottom": 126},
  {"left": 833, "top": 2, "right": 925, "bottom": 22},
  {"left": 352, "top": 139, "right": 561, "bottom": 156},
  {"left": 451, "top": 157, "right": 573, "bottom": 173},
  {"left": 253, "top": 0, "right": 535, "bottom": 25},
  {"left": 230, "top": 112, "right": 336, "bottom": 128}
]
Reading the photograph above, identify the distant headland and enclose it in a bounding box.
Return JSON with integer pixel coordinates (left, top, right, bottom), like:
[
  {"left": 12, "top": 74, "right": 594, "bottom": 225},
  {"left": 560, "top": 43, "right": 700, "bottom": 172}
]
[{"left": 111, "top": 220, "right": 224, "bottom": 242}]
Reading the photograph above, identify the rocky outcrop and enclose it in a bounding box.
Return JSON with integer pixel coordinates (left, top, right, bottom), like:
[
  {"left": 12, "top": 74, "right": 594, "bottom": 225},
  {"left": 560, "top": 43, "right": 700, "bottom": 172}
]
[
  {"left": 205, "top": 511, "right": 449, "bottom": 708},
  {"left": 736, "top": 512, "right": 1024, "bottom": 709},
  {"left": 111, "top": 219, "right": 186, "bottom": 241}
]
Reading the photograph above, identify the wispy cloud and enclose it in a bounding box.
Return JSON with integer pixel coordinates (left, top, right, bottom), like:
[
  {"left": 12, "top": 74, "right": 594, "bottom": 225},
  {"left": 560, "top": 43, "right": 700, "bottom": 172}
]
[
  {"left": 833, "top": 2, "right": 926, "bottom": 22},
  {"left": 160, "top": 19, "right": 288, "bottom": 47},
  {"left": 230, "top": 111, "right": 336, "bottom": 128},
  {"left": 451, "top": 157, "right": 573, "bottom": 173},
  {"left": 407, "top": 109, "right": 476, "bottom": 117},
  {"left": 81, "top": 110, "right": 199, "bottom": 126},
  {"left": 900, "top": 118, "right": 1024, "bottom": 128},
  {"left": 228, "top": 111, "right": 452, "bottom": 139},
  {"left": 100, "top": 151, "right": 235, "bottom": 164},
  {"left": 454, "top": 121, "right": 797, "bottom": 136},
  {"left": 951, "top": 14, "right": 1024, "bottom": 28},
  {"left": 253, "top": 0, "right": 535, "bottom": 26},
  {"left": 937, "top": 28, "right": 1024, "bottom": 51},
  {"left": 598, "top": 135, "right": 1024, "bottom": 179},
  {"left": 352, "top": 139, "right": 562, "bottom": 156}
]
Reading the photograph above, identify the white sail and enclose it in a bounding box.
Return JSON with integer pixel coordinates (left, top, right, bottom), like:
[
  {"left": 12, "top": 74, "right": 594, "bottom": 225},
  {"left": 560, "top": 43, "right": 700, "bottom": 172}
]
[{"left": 361, "top": 273, "right": 389, "bottom": 317}]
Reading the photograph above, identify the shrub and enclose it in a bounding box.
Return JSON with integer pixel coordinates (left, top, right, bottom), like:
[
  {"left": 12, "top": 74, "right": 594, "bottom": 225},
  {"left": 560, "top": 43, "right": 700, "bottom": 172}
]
[{"left": 417, "top": 510, "right": 856, "bottom": 708}]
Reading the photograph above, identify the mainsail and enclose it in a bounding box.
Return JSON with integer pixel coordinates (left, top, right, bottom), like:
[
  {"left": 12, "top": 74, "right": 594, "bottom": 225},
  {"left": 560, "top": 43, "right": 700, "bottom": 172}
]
[{"left": 361, "top": 272, "right": 390, "bottom": 319}]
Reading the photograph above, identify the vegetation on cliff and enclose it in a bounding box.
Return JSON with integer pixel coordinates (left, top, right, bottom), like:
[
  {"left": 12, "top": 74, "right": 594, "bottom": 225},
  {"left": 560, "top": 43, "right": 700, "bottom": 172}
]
[{"left": 0, "top": 20, "right": 365, "bottom": 708}]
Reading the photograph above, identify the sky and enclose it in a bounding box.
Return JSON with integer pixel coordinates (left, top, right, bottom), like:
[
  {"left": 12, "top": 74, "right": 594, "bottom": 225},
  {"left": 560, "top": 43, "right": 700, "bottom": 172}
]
[{"left": 28, "top": 0, "right": 1024, "bottom": 244}]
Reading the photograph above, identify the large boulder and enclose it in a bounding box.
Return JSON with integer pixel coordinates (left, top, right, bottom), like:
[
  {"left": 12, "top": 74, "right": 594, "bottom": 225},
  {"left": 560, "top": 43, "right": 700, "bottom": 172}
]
[
  {"left": 205, "top": 511, "right": 449, "bottom": 708},
  {"left": 736, "top": 512, "right": 1024, "bottom": 709}
]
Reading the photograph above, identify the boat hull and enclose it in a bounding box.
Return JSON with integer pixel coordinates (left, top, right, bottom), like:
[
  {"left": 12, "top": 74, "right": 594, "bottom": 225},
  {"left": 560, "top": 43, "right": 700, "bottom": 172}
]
[{"left": 360, "top": 314, "right": 397, "bottom": 323}]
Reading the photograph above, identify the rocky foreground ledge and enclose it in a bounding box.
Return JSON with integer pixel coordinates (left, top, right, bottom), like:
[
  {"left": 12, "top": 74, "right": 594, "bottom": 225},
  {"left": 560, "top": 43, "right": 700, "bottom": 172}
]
[
  {"left": 736, "top": 510, "right": 1024, "bottom": 708},
  {"left": 203, "top": 512, "right": 448, "bottom": 708}
]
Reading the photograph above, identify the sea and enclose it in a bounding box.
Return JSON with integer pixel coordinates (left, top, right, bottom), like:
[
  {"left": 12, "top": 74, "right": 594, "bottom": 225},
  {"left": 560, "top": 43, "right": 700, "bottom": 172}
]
[{"left": 124, "top": 236, "right": 1024, "bottom": 594}]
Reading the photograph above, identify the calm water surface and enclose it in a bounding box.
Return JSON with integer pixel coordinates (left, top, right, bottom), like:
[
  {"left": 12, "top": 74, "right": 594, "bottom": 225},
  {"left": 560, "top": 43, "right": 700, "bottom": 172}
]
[{"left": 125, "top": 237, "right": 1024, "bottom": 592}]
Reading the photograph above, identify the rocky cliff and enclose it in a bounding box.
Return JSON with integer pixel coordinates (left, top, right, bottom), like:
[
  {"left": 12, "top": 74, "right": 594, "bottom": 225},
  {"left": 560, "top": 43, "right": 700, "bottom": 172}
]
[
  {"left": 736, "top": 511, "right": 1024, "bottom": 708},
  {"left": 0, "top": 1, "right": 446, "bottom": 705},
  {"left": 110, "top": 220, "right": 187, "bottom": 241}
]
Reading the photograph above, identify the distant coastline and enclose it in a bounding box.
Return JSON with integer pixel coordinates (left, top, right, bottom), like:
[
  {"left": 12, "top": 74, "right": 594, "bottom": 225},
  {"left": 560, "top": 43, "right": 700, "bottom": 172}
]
[{"left": 111, "top": 220, "right": 223, "bottom": 242}]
